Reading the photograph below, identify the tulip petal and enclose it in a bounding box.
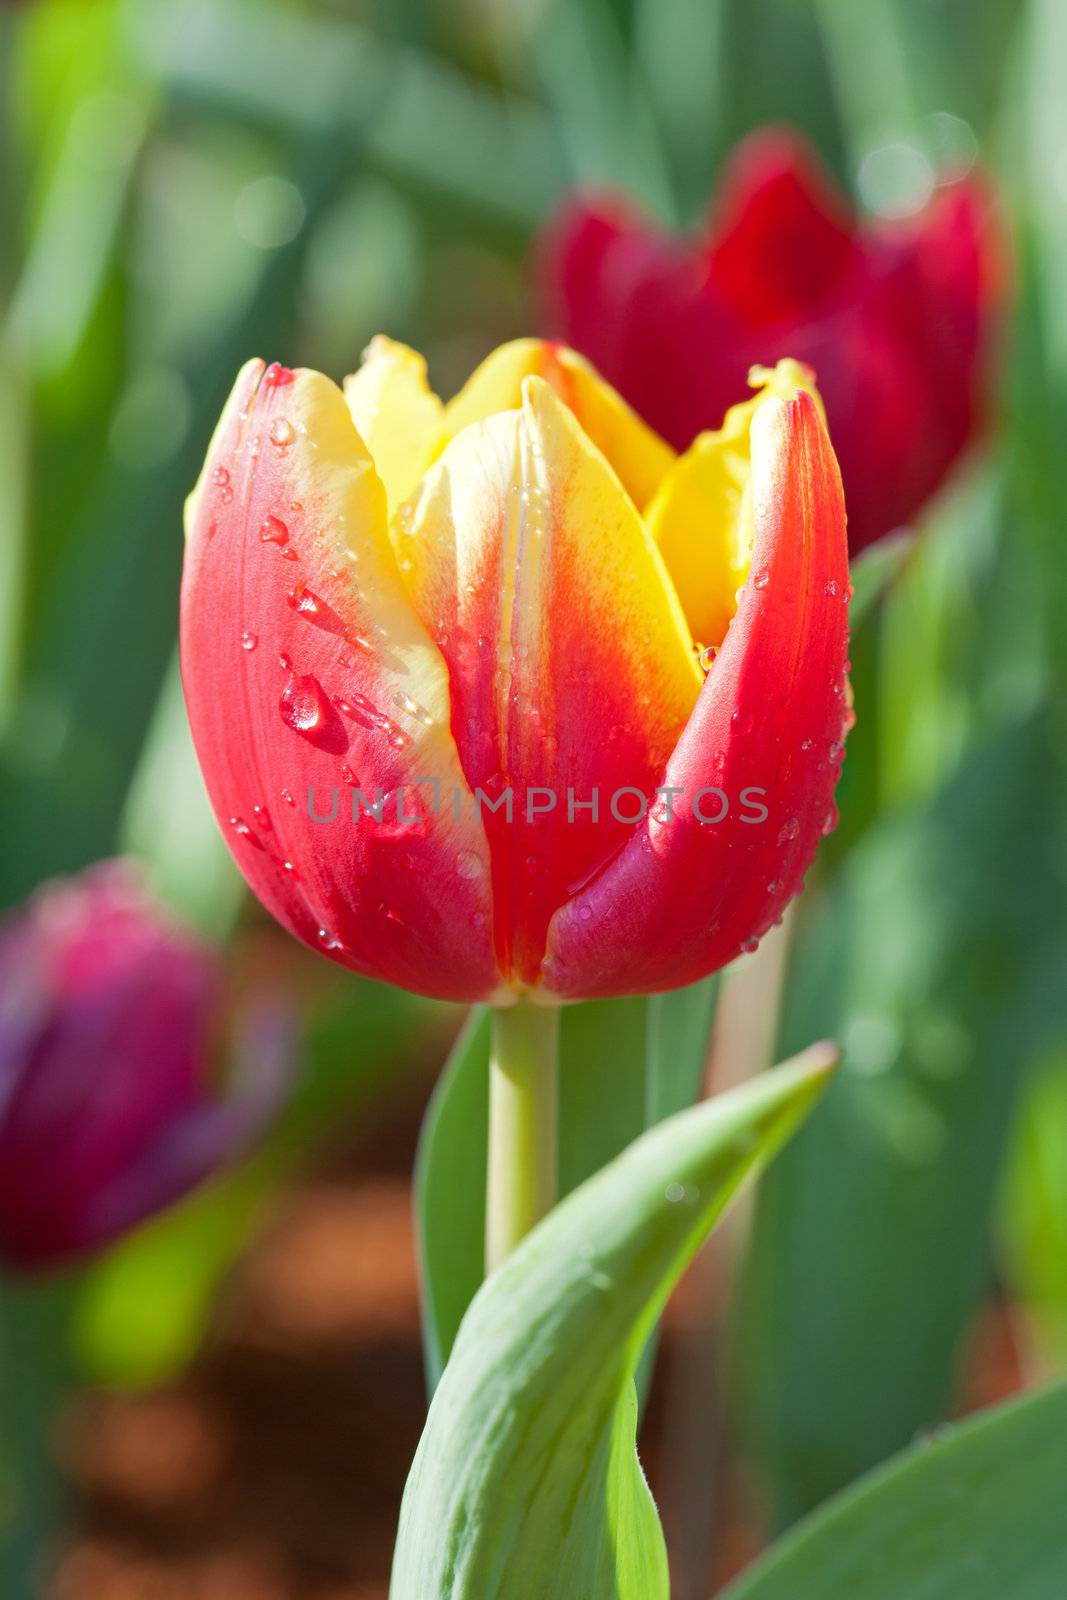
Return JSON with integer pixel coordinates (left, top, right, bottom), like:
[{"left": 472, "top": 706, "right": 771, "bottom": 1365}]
[
  {"left": 646, "top": 360, "right": 821, "bottom": 648},
  {"left": 541, "top": 389, "right": 850, "bottom": 999},
  {"left": 181, "top": 360, "right": 501, "bottom": 1001},
  {"left": 435, "top": 338, "right": 675, "bottom": 510},
  {"left": 705, "top": 127, "right": 860, "bottom": 323},
  {"left": 397, "top": 376, "right": 703, "bottom": 988},
  {"left": 342, "top": 335, "right": 444, "bottom": 516}
]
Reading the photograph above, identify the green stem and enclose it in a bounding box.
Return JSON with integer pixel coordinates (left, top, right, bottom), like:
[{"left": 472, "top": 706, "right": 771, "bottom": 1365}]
[
  {"left": 485, "top": 1002, "right": 560, "bottom": 1274},
  {"left": 1, "top": 1273, "right": 79, "bottom": 1595}
]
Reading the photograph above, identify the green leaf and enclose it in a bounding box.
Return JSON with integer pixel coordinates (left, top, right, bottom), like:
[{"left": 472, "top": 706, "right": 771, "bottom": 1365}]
[
  {"left": 738, "top": 714, "right": 1067, "bottom": 1527},
  {"left": 847, "top": 530, "right": 914, "bottom": 629},
  {"left": 416, "top": 980, "right": 717, "bottom": 1390},
  {"left": 723, "top": 1381, "right": 1067, "bottom": 1600},
  {"left": 393, "top": 1046, "right": 836, "bottom": 1600},
  {"left": 999, "top": 1051, "right": 1067, "bottom": 1364}
]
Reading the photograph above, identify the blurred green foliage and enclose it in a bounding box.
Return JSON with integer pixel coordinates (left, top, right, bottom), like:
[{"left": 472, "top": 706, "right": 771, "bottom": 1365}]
[{"left": 1, "top": 0, "right": 1066, "bottom": 1562}]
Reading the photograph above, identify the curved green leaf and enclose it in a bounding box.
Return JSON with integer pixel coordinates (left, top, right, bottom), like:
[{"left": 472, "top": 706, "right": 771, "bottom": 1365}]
[
  {"left": 393, "top": 1045, "right": 835, "bottom": 1600},
  {"left": 724, "top": 1381, "right": 1067, "bottom": 1600},
  {"left": 416, "top": 981, "right": 717, "bottom": 1390}
]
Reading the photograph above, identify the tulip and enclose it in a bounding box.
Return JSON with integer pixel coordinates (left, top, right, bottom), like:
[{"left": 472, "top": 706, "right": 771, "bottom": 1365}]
[
  {"left": 180, "top": 336, "right": 850, "bottom": 1008},
  {"left": 0, "top": 861, "right": 290, "bottom": 1270},
  {"left": 539, "top": 127, "right": 1003, "bottom": 553}
]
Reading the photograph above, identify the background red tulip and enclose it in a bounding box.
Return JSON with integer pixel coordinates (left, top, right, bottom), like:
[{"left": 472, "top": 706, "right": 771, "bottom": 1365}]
[
  {"left": 0, "top": 862, "right": 291, "bottom": 1270},
  {"left": 540, "top": 126, "right": 1004, "bottom": 553}
]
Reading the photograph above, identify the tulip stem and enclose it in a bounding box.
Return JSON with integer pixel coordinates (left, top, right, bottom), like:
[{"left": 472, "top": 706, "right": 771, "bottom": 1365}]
[{"left": 485, "top": 1001, "right": 560, "bottom": 1274}]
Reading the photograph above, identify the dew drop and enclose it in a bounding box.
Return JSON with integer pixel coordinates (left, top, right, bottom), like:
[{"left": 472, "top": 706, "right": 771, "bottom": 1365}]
[
  {"left": 577, "top": 903, "right": 594, "bottom": 923},
  {"left": 279, "top": 673, "right": 332, "bottom": 737},
  {"left": 229, "top": 815, "right": 264, "bottom": 850},
  {"left": 777, "top": 816, "right": 800, "bottom": 844},
  {"left": 753, "top": 568, "right": 770, "bottom": 591},
  {"left": 395, "top": 692, "right": 434, "bottom": 727},
  {"left": 741, "top": 936, "right": 760, "bottom": 954},
  {"left": 269, "top": 416, "right": 295, "bottom": 449},
  {"left": 317, "top": 928, "right": 345, "bottom": 952},
  {"left": 698, "top": 644, "right": 718, "bottom": 672},
  {"left": 288, "top": 583, "right": 323, "bottom": 619},
  {"left": 212, "top": 465, "right": 230, "bottom": 488},
  {"left": 801, "top": 738, "right": 814, "bottom": 752},
  {"left": 260, "top": 514, "right": 289, "bottom": 546},
  {"left": 252, "top": 804, "right": 272, "bottom": 831},
  {"left": 455, "top": 849, "right": 485, "bottom": 881},
  {"left": 264, "top": 362, "right": 294, "bottom": 388},
  {"left": 731, "top": 708, "right": 754, "bottom": 735},
  {"left": 240, "top": 631, "right": 258, "bottom": 652},
  {"left": 824, "top": 578, "right": 838, "bottom": 597},
  {"left": 281, "top": 788, "right": 295, "bottom": 806},
  {"left": 767, "top": 879, "right": 783, "bottom": 895},
  {"left": 822, "top": 803, "right": 840, "bottom": 836}
]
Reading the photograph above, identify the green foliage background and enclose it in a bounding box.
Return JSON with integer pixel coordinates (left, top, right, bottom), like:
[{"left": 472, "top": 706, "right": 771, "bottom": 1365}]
[{"left": 2, "top": 0, "right": 1067, "bottom": 1585}]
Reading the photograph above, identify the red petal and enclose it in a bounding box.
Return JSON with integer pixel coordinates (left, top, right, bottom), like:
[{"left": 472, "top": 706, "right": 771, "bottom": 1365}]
[
  {"left": 705, "top": 127, "right": 861, "bottom": 325},
  {"left": 541, "top": 390, "right": 850, "bottom": 999},
  {"left": 181, "top": 361, "right": 502, "bottom": 1002}
]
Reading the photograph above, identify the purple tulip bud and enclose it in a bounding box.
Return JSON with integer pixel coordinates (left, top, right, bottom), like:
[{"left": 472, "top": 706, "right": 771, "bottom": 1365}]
[{"left": 0, "top": 861, "right": 293, "bottom": 1271}]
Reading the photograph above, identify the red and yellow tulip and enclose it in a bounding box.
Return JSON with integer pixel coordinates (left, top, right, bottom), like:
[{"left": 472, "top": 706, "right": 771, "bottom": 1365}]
[{"left": 181, "top": 339, "right": 850, "bottom": 1003}]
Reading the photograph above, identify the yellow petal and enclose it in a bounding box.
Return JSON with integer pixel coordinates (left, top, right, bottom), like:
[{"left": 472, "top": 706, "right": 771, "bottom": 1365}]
[
  {"left": 342, "top": 336, "right": 443, "bottom": 517},
  {"left": 645, "top": 359, "right": 823, "bottom": 649},
  {"left": 433, "top": 338, "right": 675, "bottom": 510}
]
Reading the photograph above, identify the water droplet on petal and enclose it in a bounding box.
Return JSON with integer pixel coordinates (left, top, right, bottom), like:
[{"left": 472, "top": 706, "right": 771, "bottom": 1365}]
[
  {"left": 212, "top": 465, "right": 230, "bottom": 488},
  {"left": 577, "top": 902, "right": 594, "bottom": 923},
  {"left": 395, "top": 692, "right": 434, "bottom": 727},
  {"left": 288, "top": 583, "right": 323, "bottom": 619},
  {"left": 455, "top": 849, "right": 485, "bottom": 881},
  {"left": 317, "top": 928, "right": 345, "bottom": 952},
  {"left": 741, "top": 936, "right": 760, "bottom": 954},
  {"left": 753, "top": 568, "right": 770, "bottom": 591},
  {"left": 280, "top": 672, "right": 333, "bottom": 737},
  {"left": 264, "top": 362, "right": 294, "bottom": 388},
  {"left": 229, "top": 815, "right": 264, "bottom": 850},
  {"left": 281, "top": 788, "right": 295, "bottom": 806},
  {"left": 731, "top": 708, "right": 754, "bottom": 735},
  {"left": 260, "top": 514, "right": 289, "bottom": 546},
  {"left": 822, "top": 803, "right": 840, "bottom": 836},
  {"left": 240, "top": 631, "right": 258, "bottom": 652},
  {"left": 252, "top": 804, "right": 271, "bottom": 831},
  {"left": 824, "top": 578, "right": 838, "bottom": 597},
  {"left": 269, "top": 416, "right": 295, "bottom": 449},
  {"left": 698, "top": 644, "right": 718, "bottom": 672}
]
